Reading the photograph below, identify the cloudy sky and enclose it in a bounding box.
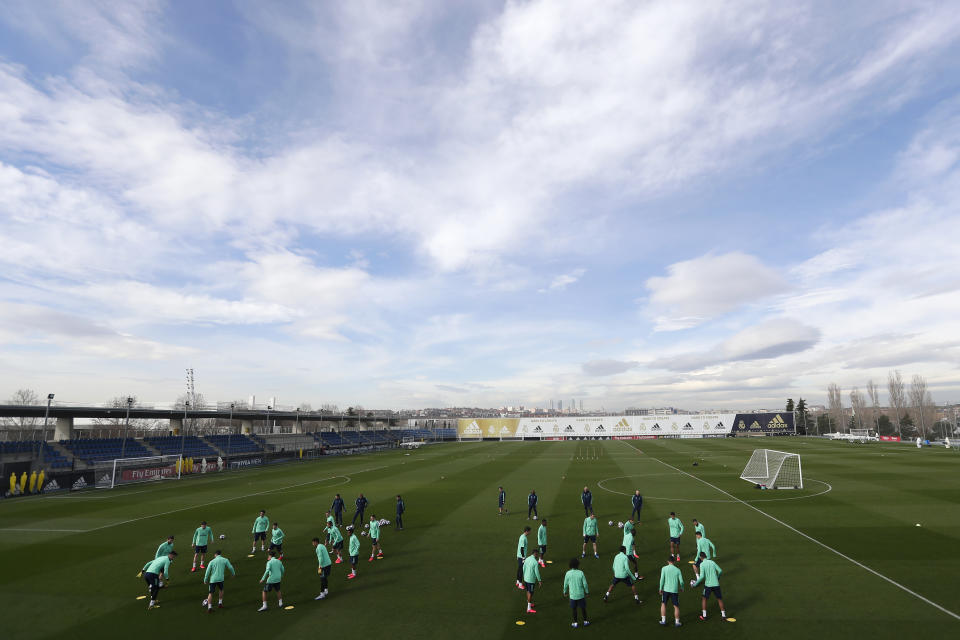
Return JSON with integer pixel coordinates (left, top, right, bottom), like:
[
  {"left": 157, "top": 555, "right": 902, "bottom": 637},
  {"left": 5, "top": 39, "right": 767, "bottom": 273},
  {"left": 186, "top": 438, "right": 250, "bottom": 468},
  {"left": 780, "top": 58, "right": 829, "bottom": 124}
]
[{"left": 1, "top": 0, "right": 959, "bottom": 411}]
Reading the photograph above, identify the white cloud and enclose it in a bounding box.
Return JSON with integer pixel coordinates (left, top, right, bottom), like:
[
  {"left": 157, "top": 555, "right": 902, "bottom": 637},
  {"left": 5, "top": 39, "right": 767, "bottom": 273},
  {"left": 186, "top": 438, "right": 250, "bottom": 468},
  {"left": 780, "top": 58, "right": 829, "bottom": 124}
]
[
  {"left": 540, "top": 268, "right": 585, "bottom": 293},
  {"left": 645, "top": 252, "right": 787, "bottom": 330}
]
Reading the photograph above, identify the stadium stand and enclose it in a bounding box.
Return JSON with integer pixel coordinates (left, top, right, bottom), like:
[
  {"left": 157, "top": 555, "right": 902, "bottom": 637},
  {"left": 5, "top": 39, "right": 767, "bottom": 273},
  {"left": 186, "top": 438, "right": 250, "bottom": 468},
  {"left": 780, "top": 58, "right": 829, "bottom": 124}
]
[
  {"left": 61, "top": 437, "right": 153, "bottom": 464},
  {"left": 1, "top": 441, "right": 72, "bottom": 469},
  {"left": 144, "top": 435, "right": 217, "bottom": 458},
  {"left": 204, "top": 434, "right": 263, "bottom": 455}
]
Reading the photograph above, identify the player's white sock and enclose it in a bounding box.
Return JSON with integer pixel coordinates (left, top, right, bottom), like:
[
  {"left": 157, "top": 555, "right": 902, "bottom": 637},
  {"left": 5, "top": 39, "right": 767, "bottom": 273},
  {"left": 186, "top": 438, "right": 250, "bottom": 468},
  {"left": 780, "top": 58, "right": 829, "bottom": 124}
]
[
  {"left": 634, "top": 595, "right": 639, "bottom": 600},
  {"left": 149, "top": 600, "right": 155, "bottom": 607},
  {"left": 721, "top": 610, "right": 726, "bottom": 617},
  {"left": 702, "top": 609, "right": 707, "bottom": 617},
  {"left": 257, "top": 604, "right": 267, "bottom": 611},
  {"left": 218, "top": 599, "right": 223, "bottom": 605},
  {"left": 278, "top": 599, "right": 283, "bottom": 607},
  {"left": 192, "top": 563, "right": 196, "bottom": 568},
  {"left": 660, "top": 616, "right": 666, "bottom": 623}
]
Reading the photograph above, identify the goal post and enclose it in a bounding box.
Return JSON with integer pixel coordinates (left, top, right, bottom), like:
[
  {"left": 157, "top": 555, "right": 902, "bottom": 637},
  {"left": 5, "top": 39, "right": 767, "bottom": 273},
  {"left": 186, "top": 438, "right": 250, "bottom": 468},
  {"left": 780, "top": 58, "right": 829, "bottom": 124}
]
[
  {"left": 740, "top": 449, "right": 802, "bottom": 489},
  {"left": 95, "top": 455, "right": 182, "bottom": 489}
]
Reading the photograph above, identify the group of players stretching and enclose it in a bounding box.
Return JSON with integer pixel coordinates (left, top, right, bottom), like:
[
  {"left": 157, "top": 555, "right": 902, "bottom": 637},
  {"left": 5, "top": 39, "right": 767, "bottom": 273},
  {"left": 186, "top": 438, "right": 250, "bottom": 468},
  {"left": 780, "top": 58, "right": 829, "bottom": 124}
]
[
  {"left": 508, "top": 486, "right": 729, "bottom": 627},
  {"left": 138, "top": 492, "right": 405, "bottom": 612}
]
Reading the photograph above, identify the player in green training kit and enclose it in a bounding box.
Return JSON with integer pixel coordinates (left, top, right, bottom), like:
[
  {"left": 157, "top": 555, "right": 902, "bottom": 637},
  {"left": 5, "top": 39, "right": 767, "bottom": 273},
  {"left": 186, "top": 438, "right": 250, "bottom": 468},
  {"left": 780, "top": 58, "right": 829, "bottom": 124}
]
[
  {"left": 537, "top": 519, "right": 547, "bottom": 567},
  {"left": 582, "top": 514, "right": 599, "bottom": 558},
  {"left": 563, "top": 557, "right": 590, "bottom": 628},
  {"left": 324, "top": 511, "right": 335, "bottom": 544},
  {"left": 603, "top": 546, "right": 641, "bottom": 604},
  {"left": 693, "top": 552, "right": 727, "bottom": 621},
  {"left": 192, "top": 521, "right": 213, "bottom": 572},
  {"left": 326, "top": 522, "right": 344, "bottom": 564},
  {"left": 516, "top": 526, "right": 530, "bottom": 589},
  {"left": 269, "top": 522, "right": 285, "bottom": 559},
  {"left": 312, "top": 537, "right": 332, "bottom": 599},
  {"left": 368, "top": 514, "right": 383, "bottom": 561},
  {"left": 346, "top": 525, "right": 360, "bottom": 579},
  {"left": 155, "top": 535, "right": 174, "bottom": 587},
  {"left": 258, "top": 550, "right": 285, "bottom": 611},
  {"left": 667, "top": 512, "right": 683, "bottom": 561},
  {"left": 141, "top": 551, "right": 177, "bottom": 610},
  {"left": 659, "top": 556, "right": 684, "bottom": 627},
  {"left": 202, "top": 550, "right": 236, "bottom": 612},
  {"left": 252, "top": 510, "right": 269, "bottom": 553},
  {"left": 622, "top": 525, "right": 643, "bottom": 580},
  {"left": 692, "top": 518, "right": 705, "bottom": 538},
  {"left": 691, "top": 530, "right": 716, "bottom": 580},
  {"left": 522, "top": 549, "right": 543, "bottom": 614}
]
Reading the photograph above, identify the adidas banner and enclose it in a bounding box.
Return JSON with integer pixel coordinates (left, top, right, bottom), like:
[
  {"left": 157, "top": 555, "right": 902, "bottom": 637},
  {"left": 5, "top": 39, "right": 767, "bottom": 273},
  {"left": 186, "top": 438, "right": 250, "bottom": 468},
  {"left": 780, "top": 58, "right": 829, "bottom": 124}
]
[{"left": 458, "top": 414, "right": 796, "bottom": 439}]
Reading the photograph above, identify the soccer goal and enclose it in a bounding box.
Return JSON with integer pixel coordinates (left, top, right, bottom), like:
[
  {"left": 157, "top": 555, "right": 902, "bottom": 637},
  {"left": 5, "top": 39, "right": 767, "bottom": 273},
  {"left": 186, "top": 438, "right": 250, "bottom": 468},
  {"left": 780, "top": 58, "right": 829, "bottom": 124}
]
[
  {"left": 739, "top": 449, "right": 802, "bottom": 489},
  {"left": 849, "top": 429, "right": 873, "bottom": 443},
  {"left": 94, "top": 455, "right": 182, "bottom": 489}
]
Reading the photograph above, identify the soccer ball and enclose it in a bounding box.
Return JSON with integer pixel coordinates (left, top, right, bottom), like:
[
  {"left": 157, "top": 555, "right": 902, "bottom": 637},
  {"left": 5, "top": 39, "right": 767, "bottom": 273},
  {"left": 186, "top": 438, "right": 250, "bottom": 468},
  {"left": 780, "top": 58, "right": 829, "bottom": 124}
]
[
  {"left": 361, "top": 531, "right": 368, "bottom": 537},
  {"left": 364, "top": 523, "right": 369, "bottom": 529},
  {"left": 617, "top": 521, "right": 623, "bottom": 528},
  {"left": 608, "top": 521, "right": 614, "bottom": 526},
  {"left": 690, "top": 579, "right": 696, "bottom": 587},
  {"left": 219, "top": 534, "right": 226, "bottom": 540}
]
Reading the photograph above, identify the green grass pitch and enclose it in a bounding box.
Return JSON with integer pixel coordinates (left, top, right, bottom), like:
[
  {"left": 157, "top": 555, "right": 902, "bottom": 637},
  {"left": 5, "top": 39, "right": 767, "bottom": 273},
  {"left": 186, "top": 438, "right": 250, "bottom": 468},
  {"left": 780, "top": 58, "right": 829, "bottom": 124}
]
[{"left": 1, "top": 438, "right": 958, "bottom": 639}]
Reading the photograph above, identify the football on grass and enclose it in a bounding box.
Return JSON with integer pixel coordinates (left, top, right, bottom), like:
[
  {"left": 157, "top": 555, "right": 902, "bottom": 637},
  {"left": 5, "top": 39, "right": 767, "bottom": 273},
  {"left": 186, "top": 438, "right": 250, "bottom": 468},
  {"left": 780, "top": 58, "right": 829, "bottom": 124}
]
[{"left": 219, "top": 534, "right": 226, "bottom": 539}]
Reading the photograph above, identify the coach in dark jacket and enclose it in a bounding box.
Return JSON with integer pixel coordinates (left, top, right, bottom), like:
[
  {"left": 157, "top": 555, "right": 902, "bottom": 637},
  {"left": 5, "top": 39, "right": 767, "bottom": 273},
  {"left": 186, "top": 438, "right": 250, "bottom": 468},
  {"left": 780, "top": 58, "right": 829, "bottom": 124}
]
[
  {"left": 352, "top": 493, "right": 368, "bottom": 525},
  {"left": 631, "top": 490, "right": 643, "bottom": 520},
  {"left": 581, "top": 486, "right": 593, "bottom": 516},
  {"left": 331, "top": 494, "right": 344, "bottom": 525},
  {"left": 527, "top": 490, "right": 538, "bottom": 519}
]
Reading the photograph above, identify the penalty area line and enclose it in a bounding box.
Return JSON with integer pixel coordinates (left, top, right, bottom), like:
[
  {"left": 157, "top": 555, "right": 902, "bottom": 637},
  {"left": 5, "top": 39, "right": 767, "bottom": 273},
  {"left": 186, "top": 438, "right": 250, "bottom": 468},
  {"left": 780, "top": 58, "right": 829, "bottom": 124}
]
[{"left": 632, "top": 443, "right": 960, "bottom": 622}]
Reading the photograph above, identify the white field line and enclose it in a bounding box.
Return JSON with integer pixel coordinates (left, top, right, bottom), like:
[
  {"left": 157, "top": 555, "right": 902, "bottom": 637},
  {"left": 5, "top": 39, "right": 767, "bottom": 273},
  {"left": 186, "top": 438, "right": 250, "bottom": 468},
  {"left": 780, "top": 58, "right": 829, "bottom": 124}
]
[
  {"left": 635, "top": 444, "right": 960, "bottom": 622},
  {"left": 0, "top": 527, "right": 88, "bottom": 532}
]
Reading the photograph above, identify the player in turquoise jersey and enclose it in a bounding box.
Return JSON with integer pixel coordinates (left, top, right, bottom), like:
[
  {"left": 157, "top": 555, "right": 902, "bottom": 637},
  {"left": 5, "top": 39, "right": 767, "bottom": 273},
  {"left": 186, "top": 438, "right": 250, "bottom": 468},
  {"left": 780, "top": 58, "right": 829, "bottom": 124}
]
[
  {"left": 202, "top": 550, "right": 236, "bottom": 612},
  {"left": 691, "top": 531, "right": 716, "bottom": 579},
  {"left": 326, "top": 522, "right": 344, "bottom": 564},
  {"left": 192, "top": 521, "right": 214, "bottom": 571},
  {"left": 537, "top": 519, "right": 548, "bottom": 567},
  {"left": 312, "top": 537, "right": 333, "bottom": 600},
  {"left": 141, "top": 551, "right": 177, "bottom": 610},
  {"left": 659, "top": 556, "right": 684, "bottom": 627},
  {"left": 154, "top": 536, "right": 174, "bottom": 587},
  {"left": 692, "top": 518, "right": 705, "bottom": 537},
  {"left": 516, "top": 527, "right": 530, "bottom": 589},
  {"left": 603, "top": 546, "right": 641, "bottom": 604},
  {"left": 257, "top": 550, "right": 285, "bottom": 611},
  {"left": 324, "top": 511, "right": 335, "bottom": 544},
  {"left": 667, "top": 512, "right": 684, "bottom": 561},
  {"left": 622, "top": 529, "right": 643, "bottom": 580},
  {"left": 693, "top": 553, "right": 727, "bottom": 621},
  {"left": 563, "top": 557, "right": 590, "bottom": 628},
  {"left": 346, "top": 525, "right": 360, "bottom": 579},
  {"left": 522, "top": 549, "right": 543, "bottom": 614},
  {"left": 269, "top": 523, "right": 285, "bottom": 559},
  {"left": 623, "top": 518, "right": 635, "bottom": 537},
  {"left": 368, "top": 515, "right": 383, "bottom": 561},
  {"left": 251, "top": 510, "right": 269, "bottom": 553},
  {"left": 582, "top": 514, "right": 599, "bottom": 559}
]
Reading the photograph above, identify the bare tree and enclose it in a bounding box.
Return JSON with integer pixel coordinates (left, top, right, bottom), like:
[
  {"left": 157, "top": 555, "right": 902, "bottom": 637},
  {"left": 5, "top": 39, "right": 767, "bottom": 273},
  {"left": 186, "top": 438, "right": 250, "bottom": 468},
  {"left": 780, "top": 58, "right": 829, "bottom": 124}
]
[
  {"left": 887, "top": 371, "right": 906, "bottom": 438},
  {"left": 2, "top": 389, "right": 41, "bottom": 429},
  {"left": 827, "top": 383, "right": 845, "bottom": 433},
  {"left": 909, "top": 375, "right": 930, "bottom": 439},
  {"left": 849, "top": 387, "right": 866, "bottom": 431},
  {"left": 175, "top": 392, "right": 217, "bottom": 435},
  {"left": 866, "top": 380, "right": 881, "bottom": 434}
]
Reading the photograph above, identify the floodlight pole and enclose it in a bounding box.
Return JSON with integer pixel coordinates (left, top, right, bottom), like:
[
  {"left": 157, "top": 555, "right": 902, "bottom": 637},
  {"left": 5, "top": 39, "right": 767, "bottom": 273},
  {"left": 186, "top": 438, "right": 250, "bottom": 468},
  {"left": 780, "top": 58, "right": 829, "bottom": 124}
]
[
  {"left": 227, "top": 402, "right": 235, "bottom": 456},
  {"left": 267, "top": 406, "right": 272, "bottom": 435},
  {"left": 40, "top": 392, "right": 54, "bottom": 465},
  {"left": 179, "top": 401, "right": 190, "bottom": 459},
  {"left": 120, "top": 396, "right": 133, "bottom": 459}
]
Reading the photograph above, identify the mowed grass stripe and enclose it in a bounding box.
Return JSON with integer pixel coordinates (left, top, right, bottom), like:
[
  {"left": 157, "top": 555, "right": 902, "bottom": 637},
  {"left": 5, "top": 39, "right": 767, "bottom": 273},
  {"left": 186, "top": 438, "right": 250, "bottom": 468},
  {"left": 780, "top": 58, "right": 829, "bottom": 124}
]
[{"left": 629, "top": 440, "right": 960, "bottom": 623}]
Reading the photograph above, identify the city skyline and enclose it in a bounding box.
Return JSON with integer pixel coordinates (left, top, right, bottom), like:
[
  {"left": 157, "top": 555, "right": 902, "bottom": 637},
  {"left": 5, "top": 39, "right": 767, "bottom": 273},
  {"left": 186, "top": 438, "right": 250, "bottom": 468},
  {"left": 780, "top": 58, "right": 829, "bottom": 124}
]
[{"left": 1, "top": 1, "right": 960, "bottom": 411}]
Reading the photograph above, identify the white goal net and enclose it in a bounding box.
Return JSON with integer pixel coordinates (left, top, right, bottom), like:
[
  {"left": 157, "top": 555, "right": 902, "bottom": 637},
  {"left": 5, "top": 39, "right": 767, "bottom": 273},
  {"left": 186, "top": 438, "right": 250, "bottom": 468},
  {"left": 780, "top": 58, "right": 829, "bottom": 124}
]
[
  {"left": 740, "top": 449, "right": 802, "bottom": 489},
  {"left": 95, "top": 455, "right": 182, "bottom": 489}
]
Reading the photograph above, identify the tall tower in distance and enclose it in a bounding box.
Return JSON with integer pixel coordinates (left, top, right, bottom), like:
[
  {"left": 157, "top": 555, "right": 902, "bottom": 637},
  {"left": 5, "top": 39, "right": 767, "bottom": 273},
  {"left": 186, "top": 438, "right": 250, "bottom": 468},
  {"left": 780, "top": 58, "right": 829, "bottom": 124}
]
[{"left": 558, "top": 399, "right": 563, "bottom": 412}]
